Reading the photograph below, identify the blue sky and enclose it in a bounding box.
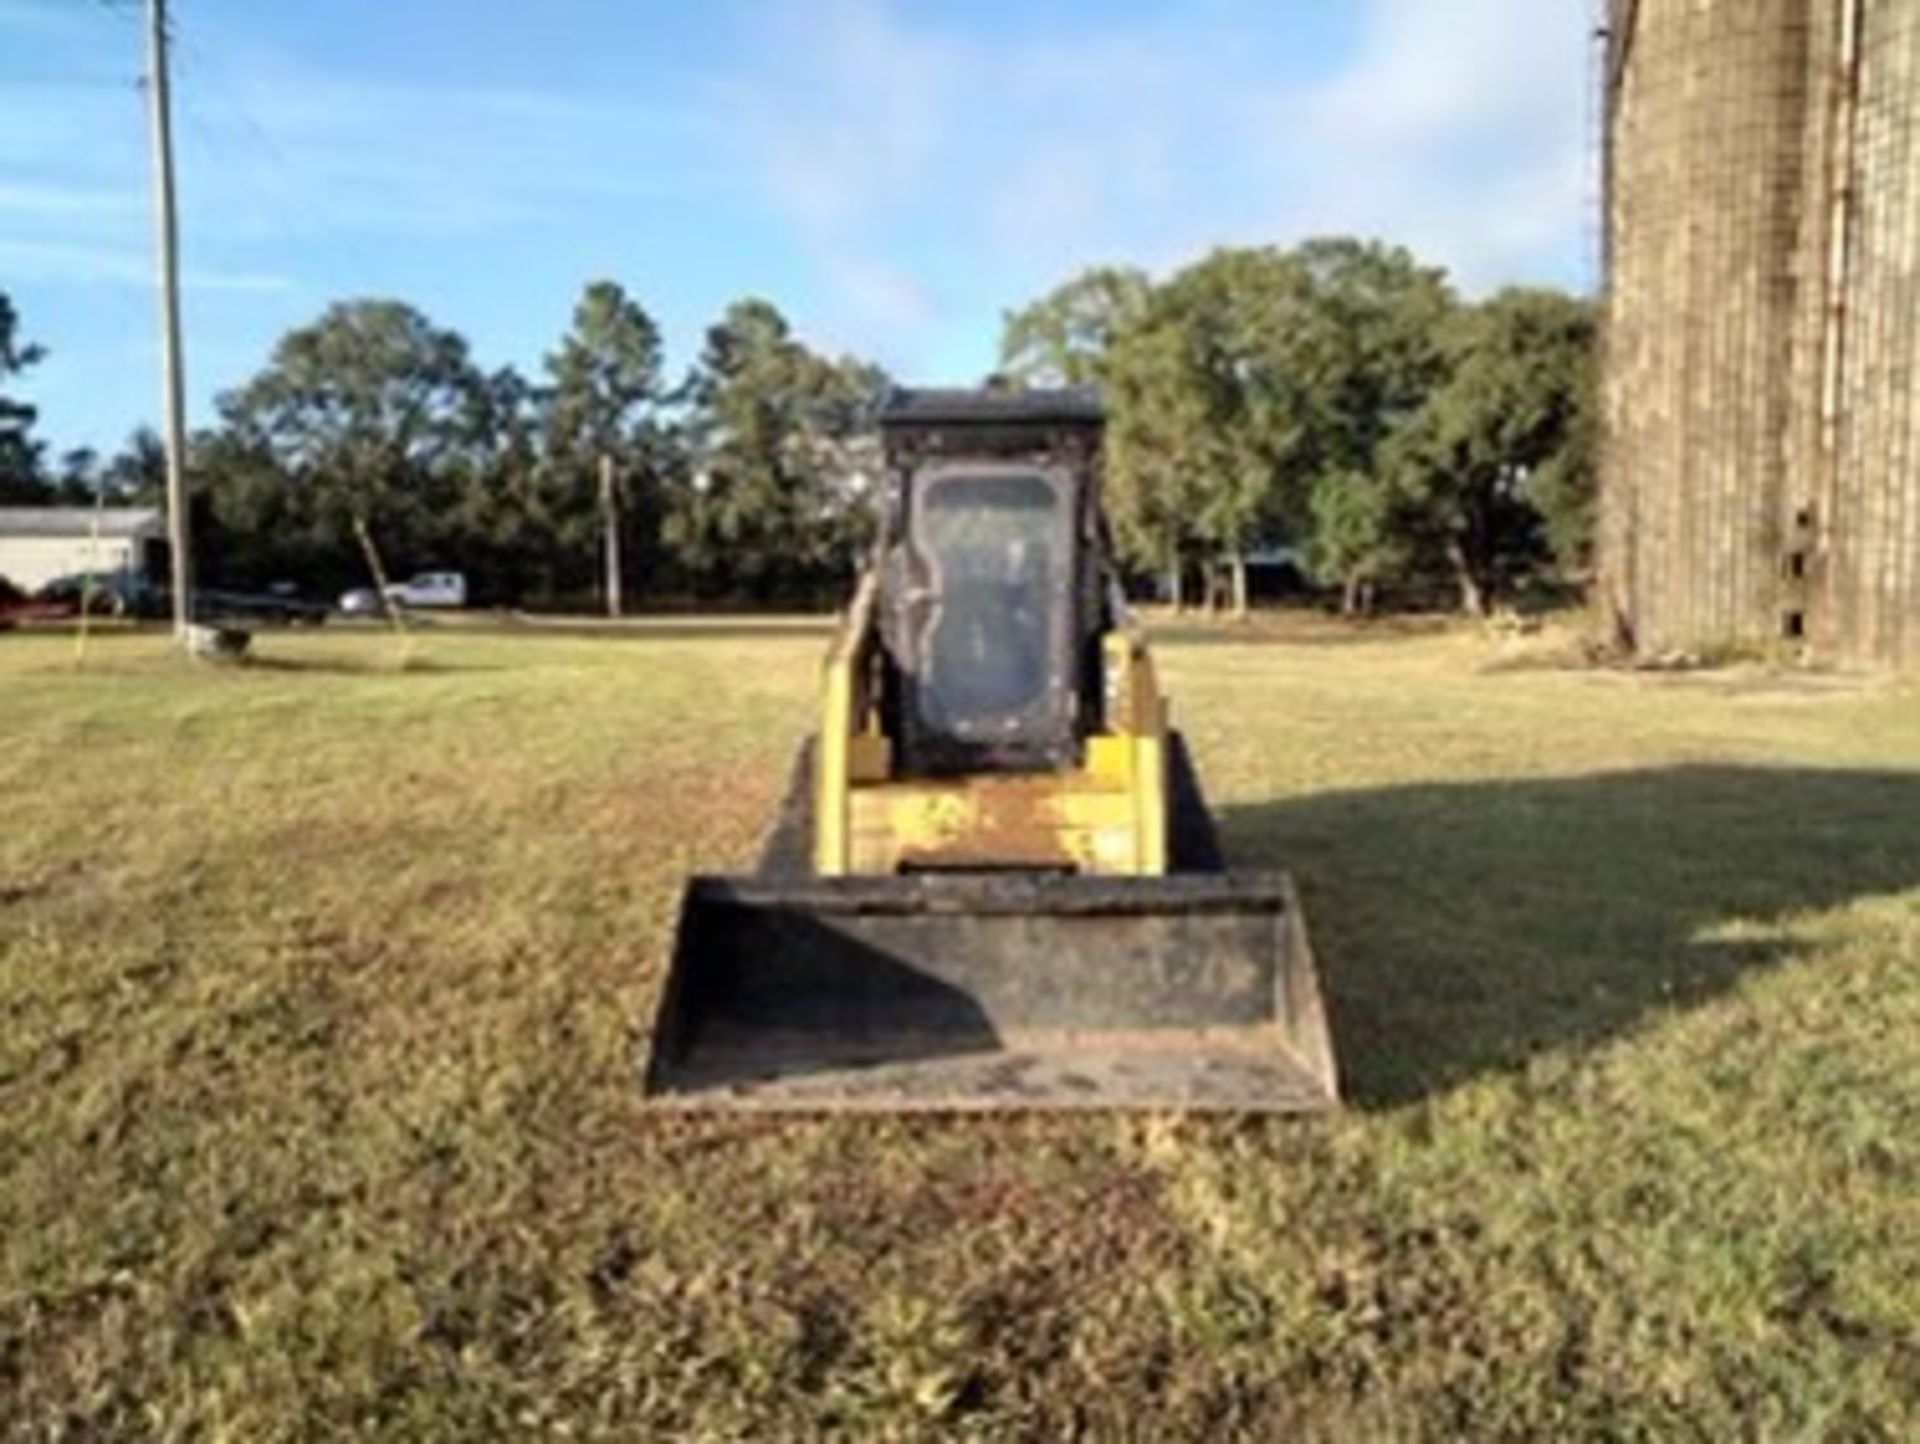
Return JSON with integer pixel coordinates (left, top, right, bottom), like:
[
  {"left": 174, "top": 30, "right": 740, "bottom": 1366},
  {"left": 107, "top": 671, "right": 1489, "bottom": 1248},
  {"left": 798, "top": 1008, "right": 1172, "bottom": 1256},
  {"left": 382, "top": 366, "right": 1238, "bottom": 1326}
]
[{"left": 2, "top": 0, "right": 1596, "bottom": 455}]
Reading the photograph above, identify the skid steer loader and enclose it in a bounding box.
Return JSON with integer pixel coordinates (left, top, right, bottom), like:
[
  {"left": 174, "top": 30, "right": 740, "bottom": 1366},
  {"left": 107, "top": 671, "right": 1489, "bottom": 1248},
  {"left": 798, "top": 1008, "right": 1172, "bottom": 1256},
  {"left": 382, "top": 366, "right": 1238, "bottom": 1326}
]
[{"left": 643, "top": 387, "right": 1337, "bottom": 1111}]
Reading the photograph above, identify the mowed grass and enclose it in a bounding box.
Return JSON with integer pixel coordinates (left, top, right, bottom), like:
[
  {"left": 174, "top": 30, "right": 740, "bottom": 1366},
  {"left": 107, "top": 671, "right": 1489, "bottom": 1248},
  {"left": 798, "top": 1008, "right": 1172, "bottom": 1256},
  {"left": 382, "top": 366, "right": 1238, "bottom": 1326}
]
[{"left": 2, "top": 619, "right": 1917, "bottom": 1439}]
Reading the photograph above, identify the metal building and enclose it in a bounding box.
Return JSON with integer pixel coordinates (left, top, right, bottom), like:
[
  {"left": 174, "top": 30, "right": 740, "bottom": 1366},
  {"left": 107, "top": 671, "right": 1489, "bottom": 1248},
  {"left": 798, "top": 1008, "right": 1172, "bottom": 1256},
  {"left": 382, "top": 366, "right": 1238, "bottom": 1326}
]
[
  {"left": 1600, "top": 0, "right": 1920, "bottom": 666},
  {"left": 0, "top": 507, "right": 165, "bottom": 594}
]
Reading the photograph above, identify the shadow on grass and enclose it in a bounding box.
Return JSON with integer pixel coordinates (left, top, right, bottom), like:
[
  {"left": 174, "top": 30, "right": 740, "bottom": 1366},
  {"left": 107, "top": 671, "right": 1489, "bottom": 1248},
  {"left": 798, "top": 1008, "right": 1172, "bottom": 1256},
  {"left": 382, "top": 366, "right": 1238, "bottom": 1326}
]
[{"left": 1218, "top": 766, "right": 1920, "bottom": 1109}]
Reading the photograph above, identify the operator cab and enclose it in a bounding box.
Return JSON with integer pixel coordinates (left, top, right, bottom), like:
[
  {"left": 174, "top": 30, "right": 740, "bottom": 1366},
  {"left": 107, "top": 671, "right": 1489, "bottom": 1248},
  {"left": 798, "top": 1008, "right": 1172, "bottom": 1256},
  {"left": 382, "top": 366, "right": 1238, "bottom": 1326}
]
[{"left": 875, "top": 387, "right": 1107, "bottom": 777}]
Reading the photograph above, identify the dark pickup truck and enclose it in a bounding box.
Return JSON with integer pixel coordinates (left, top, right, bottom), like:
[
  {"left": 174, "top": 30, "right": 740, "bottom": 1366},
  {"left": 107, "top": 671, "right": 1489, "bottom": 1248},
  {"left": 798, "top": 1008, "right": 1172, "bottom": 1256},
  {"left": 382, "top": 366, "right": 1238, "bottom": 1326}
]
[{"left": 199, "top": 582, "right": 330, "bottom": 626}]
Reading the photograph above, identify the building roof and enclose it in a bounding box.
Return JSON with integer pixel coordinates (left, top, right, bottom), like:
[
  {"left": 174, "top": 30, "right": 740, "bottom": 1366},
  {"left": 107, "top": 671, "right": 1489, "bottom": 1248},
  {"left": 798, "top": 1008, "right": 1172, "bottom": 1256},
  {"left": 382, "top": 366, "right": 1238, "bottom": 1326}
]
[{"left": 0, "top": 507, "right": 165, "bottom": 539}]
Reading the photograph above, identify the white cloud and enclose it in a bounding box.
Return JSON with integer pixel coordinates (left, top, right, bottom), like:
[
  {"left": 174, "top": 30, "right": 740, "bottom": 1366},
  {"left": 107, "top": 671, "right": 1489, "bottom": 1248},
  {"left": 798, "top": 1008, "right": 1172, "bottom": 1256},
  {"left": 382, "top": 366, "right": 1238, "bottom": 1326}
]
[
  {"left": 162, "top": 50, "right": 735, "bottom": 242},
  {"left": 0, "top": 238, "right": 292, "bottom": 293},
  {"left": 0, "top": 180, "right": 140, "bottom": 218},
  {"left": 739, "top": 0, "right": 958, "bottom": 235},
  {"left": 822, "top": 256, "right": 934, "bottom": 334},
  {"left": 2, "top": 47, "right": 733, "bottom": 265},
  {"left": 1278, "top": 0, "right": 1597, "bottom": 290},
  {"left": 726, "top": 0, "right": 1595, "bottom": 366},
  {"left": 6, "top": 0, "right": 1596, "bottom": 443}
]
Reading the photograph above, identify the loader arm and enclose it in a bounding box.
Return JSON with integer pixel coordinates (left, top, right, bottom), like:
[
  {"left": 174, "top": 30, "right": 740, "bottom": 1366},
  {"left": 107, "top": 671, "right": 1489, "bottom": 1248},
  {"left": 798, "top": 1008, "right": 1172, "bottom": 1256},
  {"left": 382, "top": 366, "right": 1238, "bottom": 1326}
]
[{"left": 814, "top": 569, "right": 890, "bottom": 877}]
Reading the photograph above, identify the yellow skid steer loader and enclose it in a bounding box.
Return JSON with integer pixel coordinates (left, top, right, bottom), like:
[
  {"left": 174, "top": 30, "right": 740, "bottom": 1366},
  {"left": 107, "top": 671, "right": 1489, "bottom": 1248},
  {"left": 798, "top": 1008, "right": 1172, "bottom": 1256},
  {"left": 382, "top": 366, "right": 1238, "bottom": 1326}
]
[{"left": 644, "top": 387, "right": 1336, "bottom": 1111}]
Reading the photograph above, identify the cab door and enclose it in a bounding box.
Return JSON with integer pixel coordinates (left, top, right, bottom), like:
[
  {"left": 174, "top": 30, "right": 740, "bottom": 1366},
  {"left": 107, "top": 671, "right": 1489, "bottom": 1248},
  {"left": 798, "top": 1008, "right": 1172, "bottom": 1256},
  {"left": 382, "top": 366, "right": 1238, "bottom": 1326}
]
[{"left": 899, "top": 465, "right": 1079, "bottom": 773}]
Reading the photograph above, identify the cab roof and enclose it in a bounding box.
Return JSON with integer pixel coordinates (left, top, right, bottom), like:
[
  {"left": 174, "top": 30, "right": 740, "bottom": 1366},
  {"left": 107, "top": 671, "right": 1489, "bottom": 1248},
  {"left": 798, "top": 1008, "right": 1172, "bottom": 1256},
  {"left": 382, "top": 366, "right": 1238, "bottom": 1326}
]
[{"left": 879, "top": 386, "right": 1104, "bottom": 432}]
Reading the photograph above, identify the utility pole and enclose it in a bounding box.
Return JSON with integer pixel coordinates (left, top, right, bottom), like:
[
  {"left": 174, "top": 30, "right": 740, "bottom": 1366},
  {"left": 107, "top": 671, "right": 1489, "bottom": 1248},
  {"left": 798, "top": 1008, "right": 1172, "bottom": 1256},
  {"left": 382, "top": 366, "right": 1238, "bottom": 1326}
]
[
  {"left": 146, "top": 0, "right": 193, "bottom": 641},
  {"left": 600, "top": 453, "right": 624, "bottom": 618}
]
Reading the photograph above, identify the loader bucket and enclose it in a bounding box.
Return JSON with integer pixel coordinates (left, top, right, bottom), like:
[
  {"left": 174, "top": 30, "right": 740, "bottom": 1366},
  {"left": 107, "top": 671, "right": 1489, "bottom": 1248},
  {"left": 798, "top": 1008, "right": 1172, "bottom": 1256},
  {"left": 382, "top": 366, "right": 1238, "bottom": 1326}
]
[{"left": 642, "top": 871, "right": 1337, "bottom": 1112}]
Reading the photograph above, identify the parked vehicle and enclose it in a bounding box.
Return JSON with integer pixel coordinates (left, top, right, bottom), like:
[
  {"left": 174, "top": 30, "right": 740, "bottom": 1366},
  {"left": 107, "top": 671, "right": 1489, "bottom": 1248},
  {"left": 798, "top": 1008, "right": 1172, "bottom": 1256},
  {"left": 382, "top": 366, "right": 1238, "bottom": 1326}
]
[
  {"left": 197, "top": 583, "right": 329, "bottom": 626},
  {"left": 382, "top": 572, "right": 467, "bottom": 609},
  {"left": 24, "top": 574, "right": 328, "bottom": 627},
  {"left": 33, "top": 572, "right": 168, "bottom": 619},
  {"left": 0, "top": 574, "right": 34, "bottom": 629},
  {"left": 338, "top": 587, "right": 386, "bottom": 618}
]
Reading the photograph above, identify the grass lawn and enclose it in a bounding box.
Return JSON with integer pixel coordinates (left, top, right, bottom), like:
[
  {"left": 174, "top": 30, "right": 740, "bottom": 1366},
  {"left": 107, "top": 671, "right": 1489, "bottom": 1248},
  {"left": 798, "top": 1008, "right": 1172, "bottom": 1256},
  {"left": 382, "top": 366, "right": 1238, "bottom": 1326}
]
[{"left": 2, "top": 619, "right": 1916, "bottom": 1438}]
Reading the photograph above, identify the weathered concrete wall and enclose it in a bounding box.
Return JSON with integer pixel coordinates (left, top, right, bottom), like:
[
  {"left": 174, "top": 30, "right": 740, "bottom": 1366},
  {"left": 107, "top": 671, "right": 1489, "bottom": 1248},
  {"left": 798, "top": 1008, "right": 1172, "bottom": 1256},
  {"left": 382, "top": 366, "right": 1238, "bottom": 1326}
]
[
  {"left": 1601, "top": 0, "right": 1920, "bottom": 666},
  {"left": 1827, "top": 0, "right": 1920, "bottom": 662},
  {"left": 0, "top": 535, "right": 145, "bottom": 593}
]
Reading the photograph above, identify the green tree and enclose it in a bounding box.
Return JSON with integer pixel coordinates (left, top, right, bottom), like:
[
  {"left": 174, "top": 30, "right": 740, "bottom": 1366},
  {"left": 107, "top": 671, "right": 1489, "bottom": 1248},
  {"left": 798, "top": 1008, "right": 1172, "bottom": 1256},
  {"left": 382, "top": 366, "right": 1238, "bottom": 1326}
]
[
  {"left": 669, "top": 299, "right": 883, "bottom": 601},
  {"left": 998, "top": 266, "right": 1152, "bottom": 387},
  {"left": 1038, "top": 239, "right": 1454, "bottom": 612},
  {"left": 1307, "top": 468, "right": 1410, "bottom": 616},
  {"left": 1385, "top": 287, "right": 1596, "bottom": 614},
  {"left": 215, "top": 299, "right": 487, "bottom": 585},
  {"left": 1104, "top": 315, "right": 1208, "bottom": 606},
  {"left": 542, "top": 281, "right": 667, "bottom": 610},
  {"left": 101, "top": 428, "right": 167, "bottom": 506},
  {"left": 1291, "top": 238, "right": 1455, "bottom": 472},
  {"left": 1166, "top": 247, "right": 1322, "bottom": 612},
  {"left": 0, "top": 292, "right": 48, "bottom": 503},
  {"left": 191, "top": 424, "right": 319, "bottom": 586},
  {"left": 442, "top": 365, "right": 552, "bottom": 602},
  {"left": 1106, "top": 247, "right": 1324, "bottom": 612},
  {"left": 1266, "top": 240, "right": 1455, "bottom": 612},
  {"left": 1520, "top": 360, "right": 1600, "bottom": 579},
  {"left": 51, "top": 447, "right": 100, "bottom": 504}
]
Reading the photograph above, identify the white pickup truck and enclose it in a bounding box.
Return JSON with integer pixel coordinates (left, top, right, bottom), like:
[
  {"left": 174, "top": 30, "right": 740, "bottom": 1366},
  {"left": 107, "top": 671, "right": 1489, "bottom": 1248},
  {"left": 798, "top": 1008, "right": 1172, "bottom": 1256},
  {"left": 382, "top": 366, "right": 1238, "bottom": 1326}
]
[{"left": 381, "top": 571, "right": 467, "bottom": 609}]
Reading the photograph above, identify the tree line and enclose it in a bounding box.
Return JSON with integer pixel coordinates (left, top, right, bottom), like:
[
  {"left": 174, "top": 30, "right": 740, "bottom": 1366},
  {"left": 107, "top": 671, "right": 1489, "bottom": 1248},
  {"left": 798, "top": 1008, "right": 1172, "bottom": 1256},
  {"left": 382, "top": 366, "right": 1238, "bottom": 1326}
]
[
  {"left": 1, "top": 236, "right": 1592, "bottom": 614},
  {"left": 2, "top": 284, "right": 884, "bottom": 608},
  {"left": 1001, "top": 239, "right": 1595, "bottom": 615}
]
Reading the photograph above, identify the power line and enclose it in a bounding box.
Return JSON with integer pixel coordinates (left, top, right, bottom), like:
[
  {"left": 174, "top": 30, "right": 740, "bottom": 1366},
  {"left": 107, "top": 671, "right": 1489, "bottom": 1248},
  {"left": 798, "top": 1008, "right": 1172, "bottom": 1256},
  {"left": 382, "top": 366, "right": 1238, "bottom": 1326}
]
[
  {"left": 171, "top": 87, "right": 365, "bottom": 302},
  {"left": 164, "top": 17, "right": 390, "bottom": 298}
]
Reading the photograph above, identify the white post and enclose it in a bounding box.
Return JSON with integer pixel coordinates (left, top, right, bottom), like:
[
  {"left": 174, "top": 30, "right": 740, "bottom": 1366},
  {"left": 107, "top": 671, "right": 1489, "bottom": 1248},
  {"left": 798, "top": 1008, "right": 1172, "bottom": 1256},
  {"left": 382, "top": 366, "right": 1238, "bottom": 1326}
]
[{"left": 601, "top": 452, "right": 624, "bottom": 618}]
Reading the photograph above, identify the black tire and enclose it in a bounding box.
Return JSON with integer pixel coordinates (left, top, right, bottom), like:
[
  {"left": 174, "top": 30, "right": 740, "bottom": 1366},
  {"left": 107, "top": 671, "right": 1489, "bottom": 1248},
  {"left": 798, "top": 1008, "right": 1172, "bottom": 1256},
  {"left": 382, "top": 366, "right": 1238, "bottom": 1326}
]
[
  {"left": 1167, "top": 731, "right": 1226, "bottom": 874},
  {"left": 755, "top": 737, "right": 818, "bottom": 879}
]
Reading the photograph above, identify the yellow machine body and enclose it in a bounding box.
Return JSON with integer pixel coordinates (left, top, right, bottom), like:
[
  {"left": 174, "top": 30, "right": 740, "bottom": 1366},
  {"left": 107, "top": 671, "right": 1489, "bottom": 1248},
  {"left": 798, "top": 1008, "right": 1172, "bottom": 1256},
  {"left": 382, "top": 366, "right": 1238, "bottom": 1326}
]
[
  {"left": 643, "top": 386, "right": 1338, "bottom": 1113},
  {"left": 815, "top": 577, "right": 1171, "bottom": 878}
]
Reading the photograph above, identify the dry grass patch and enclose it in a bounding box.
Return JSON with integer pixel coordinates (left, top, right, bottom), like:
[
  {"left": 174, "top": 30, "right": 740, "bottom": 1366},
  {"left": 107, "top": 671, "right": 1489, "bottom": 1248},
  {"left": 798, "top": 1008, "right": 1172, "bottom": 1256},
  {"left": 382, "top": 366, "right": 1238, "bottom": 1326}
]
[{"left": 2, "top": 620, "right": 1916, "bottom": 1437}]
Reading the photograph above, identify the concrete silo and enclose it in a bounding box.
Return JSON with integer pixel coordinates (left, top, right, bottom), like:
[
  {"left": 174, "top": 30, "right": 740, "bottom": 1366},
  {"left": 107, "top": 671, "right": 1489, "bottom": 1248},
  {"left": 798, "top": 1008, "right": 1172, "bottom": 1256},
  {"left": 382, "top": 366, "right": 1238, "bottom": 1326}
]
[{"left": 1601, "top": 0, "right": 1920, "bottom": 665}]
